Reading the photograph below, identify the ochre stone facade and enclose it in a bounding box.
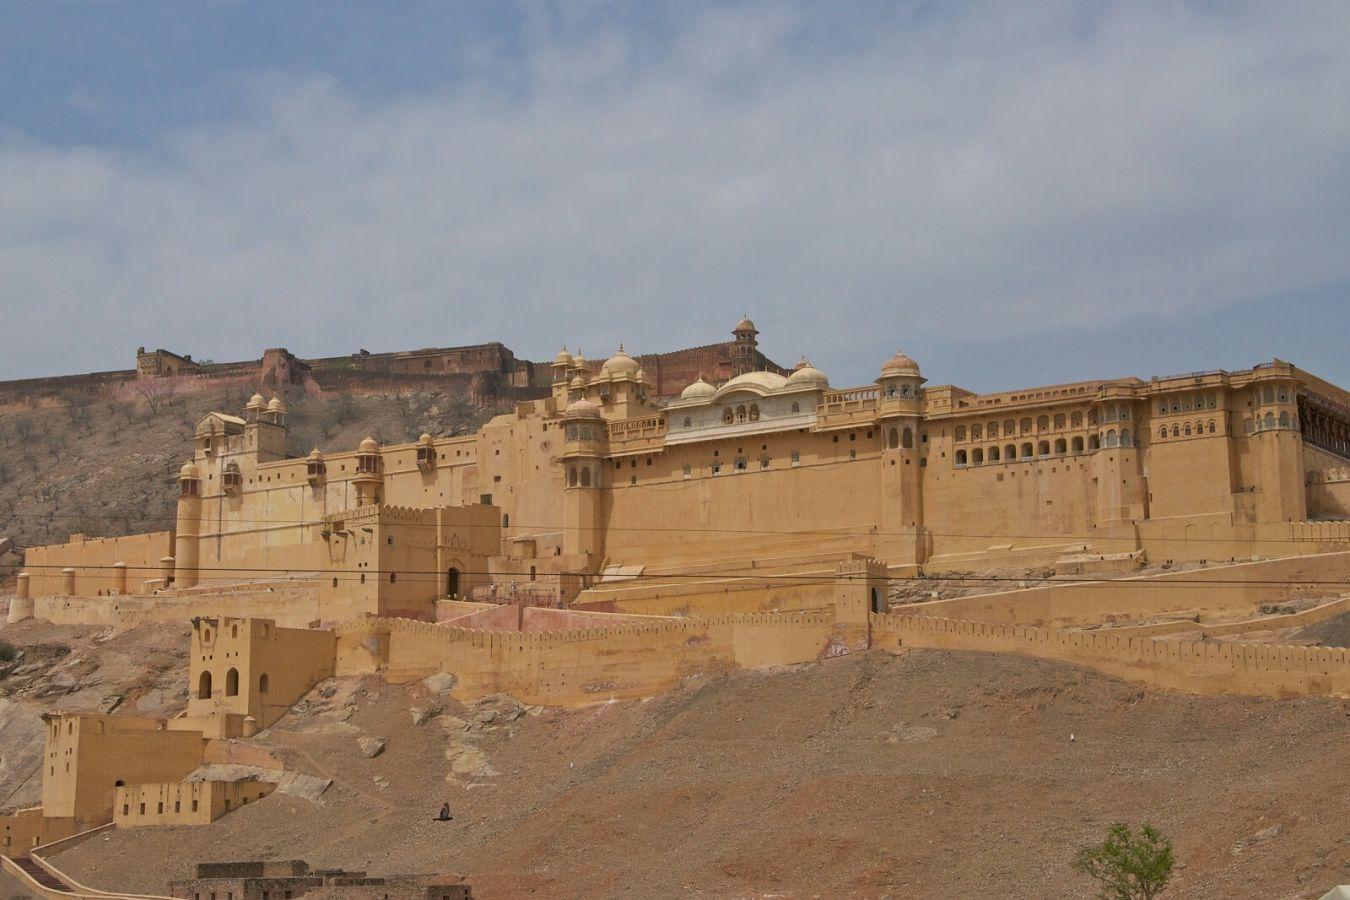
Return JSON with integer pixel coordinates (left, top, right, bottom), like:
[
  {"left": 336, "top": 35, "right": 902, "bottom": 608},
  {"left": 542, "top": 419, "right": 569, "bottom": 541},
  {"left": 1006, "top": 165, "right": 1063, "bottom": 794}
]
[{"left": 16, "top": 321, "right": 1350, "bottom": 614}]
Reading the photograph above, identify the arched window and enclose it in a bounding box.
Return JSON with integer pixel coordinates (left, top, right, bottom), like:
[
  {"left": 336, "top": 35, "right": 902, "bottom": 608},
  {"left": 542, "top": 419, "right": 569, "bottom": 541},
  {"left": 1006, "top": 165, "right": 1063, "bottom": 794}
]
[
  {"left": 1020, "top": 418, "right": 1033, "bottom": 434},
  {"left": 1102, "top": 430, "right": 1115, "bottom": 448},
  {"left": 736, "top": 405, "right": 747, "bottom": 423},
  {"left": 1121, "top": 429, "right": 1132, "bottom": 447},
  {"left": 749, "top": 404, "right": 760, "bottom": 422},
  {"left": 566, "top": 425, "right": 578, "bottom": 441},
  {"left": 1071, "top": 411, "right": 1083, "bottom": 427},
  {"left": 579, "top": 425, "right": 592, "bottom": 440},
  {"left": 1172, "top": 425, "right": 1180, "bottom": 438},
  {"left": 1088, "top": 434, "right": 1100, "bottom": 450},
  {"left": 502, "top": 514, "right": 510, "bottom": 528},
  {"left": 1263, "top": 411, "right": 1275, "bottom": 429},
  {"left": 1021, "top": 442, "right": 1033, "bottom": 459},
  {"left": 1277, "top": 389, "right": 1288, "bottom": 403},
  {"left": 1072, "top": 436, "right": 1084, "bottom": 454},
  {"left": 971, "top": 423, "right": 982, "bottom": 440},
  {"left": 1262, "top": 386, "right": 1274, "bottom": 404},
  {"left": 1118, "top": 405, "right": 1130, "bottom": 421},
  {"left": 988, "top": 422, "right": 999, "bottom": 438},
  {"left": 723, "top": 408, "right": 734, "bottom": 424},
  {"left": 447, "top": 568, "right": 460, "bottom": 597},
  {"left": 1005, "top": 444, "right": 1017, "bottom": 461},
  {"left": 901, "top": 384, "right": 914, "bottom": 398},
  {"left": 1279, "top": 410, "right": 1290, "bottom": 428},
  {"left": 225, "top": 668, "right": 239, "bottom": 697},
  {"left": 1206, "top": 394, "right": 1217, "bottom": 409},
  {"left": 901, "top": 427, "right": 913, "bottom": 449},
  {"left": 1037, "top": 416, "right": 1049, "bottom": 432},
  {"left": 683, "top": 417, "right": 691, "bottom": 428},
  {"left": 567, "top": 467, "right": 578, "bottom": 486},
  {"left": 791, "top": 402, "right": 800, "bottom": 413},
  {"left": 954, "top": 449, "right": 967, "bottom": 467},
  {"left": 197, "top": 671, "right": 212, "bottom": 700},
  {"left": 580, "top": 467, "right": 592, "bottom": 486},
  {"left": 888, "top": 428, "right": 899, "bottom": 449},
  {"left": 1053, "top": 413, "right": 1065, "bottom": 429},
  {"left": 1159, "top": 426, "right": 1168, "bottom": 439},
  {"left": 231, "top": 624, "right": 238, "bottom": 639},
  {"left": 972, "top": 448, "right": 984, "bottom": 465},
  {"left": 1184, "top": 423, "right": 1192, "bottom": 436},
  {"left": 1243, "top": 418, "right": 1254, "bottom": 434},
  {"left": 1037, "top": 440, "right": 1050, "bottom": 457},
  {"left": 1054, "top": 438, "right": 1067, "bottom": 455},
  {"left": 955, "top": 425, "right": 967, "bottom": 442},
  {"left": 259, "top": 673, "right": 269, "bottom": 694},
  {"left": 1208, "top": 420, "right": 1216, "bottom": 434},
  {"left": 1157, "top": 402, "right": 1168, "bottom": 414},
  {"left": 1004, "top": 419, "right": 1016, "bottom": 436},
  {"left": 989, "top": 446, "right": 1001, "bottom": 462}
]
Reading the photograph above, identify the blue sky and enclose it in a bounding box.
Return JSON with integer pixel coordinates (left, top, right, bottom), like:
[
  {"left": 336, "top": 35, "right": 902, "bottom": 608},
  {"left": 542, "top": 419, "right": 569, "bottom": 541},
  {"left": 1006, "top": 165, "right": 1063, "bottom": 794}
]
[{"left": 1, "top": 1, "right": 1348, "bottom": 391}]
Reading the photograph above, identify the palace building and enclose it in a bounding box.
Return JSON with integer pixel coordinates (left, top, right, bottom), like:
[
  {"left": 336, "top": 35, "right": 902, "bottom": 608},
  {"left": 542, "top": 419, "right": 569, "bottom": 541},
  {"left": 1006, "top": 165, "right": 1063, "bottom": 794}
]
[{"left": 16, "top": 319, "right": 1350, "bottom": 618}]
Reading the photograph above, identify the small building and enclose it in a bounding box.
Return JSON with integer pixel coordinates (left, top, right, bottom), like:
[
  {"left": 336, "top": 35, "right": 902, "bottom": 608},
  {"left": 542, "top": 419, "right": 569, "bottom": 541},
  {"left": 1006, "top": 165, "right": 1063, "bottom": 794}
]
[
  {"left": 169, "top": 861, "right": 471, "bottom": 900},
  {"left": 114, "top": 779, "right": 275, "bottom": 828},
  {"left": 188, "top": 618, "right": 336, "bottom": 730}
]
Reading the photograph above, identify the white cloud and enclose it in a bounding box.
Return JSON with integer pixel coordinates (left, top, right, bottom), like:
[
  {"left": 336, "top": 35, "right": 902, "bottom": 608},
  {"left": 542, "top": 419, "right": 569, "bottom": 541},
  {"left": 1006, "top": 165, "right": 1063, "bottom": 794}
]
[{"left": 2, "top": 2, "right": 1349, "bottom": 384}]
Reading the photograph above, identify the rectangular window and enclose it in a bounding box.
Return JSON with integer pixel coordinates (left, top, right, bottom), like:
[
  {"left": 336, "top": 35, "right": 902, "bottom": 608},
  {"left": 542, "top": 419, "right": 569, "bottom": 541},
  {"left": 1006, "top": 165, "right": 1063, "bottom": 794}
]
[
  {"left": 682, "top": 464, "right": 691, "bottom": 479},
  {"left": 175, "top": 801, "right": 181, "bottom": 813},
  {"left": 711, "top": 462, "right": 721, "bottom": 476},
  {"left": 734, "top": 457, "right": 747, "bottom": 472},
  {"left": 192, "top": 800, "right": 199, "bottom": 812},
  {"left": 790, "top": 451, "right": 800, "bottom": 467}
]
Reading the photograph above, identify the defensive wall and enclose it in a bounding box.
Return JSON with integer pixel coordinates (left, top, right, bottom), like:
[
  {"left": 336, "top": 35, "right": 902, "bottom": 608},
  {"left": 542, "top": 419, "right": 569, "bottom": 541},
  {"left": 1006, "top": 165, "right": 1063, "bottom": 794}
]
[
  {"left": 1308, "top": 465, "right": 1350, "bottom": 519},
  {"left": 114, "top": 780, "right": 275, "bottom": 828},
  {"left": 898, "top": 549, "right": 1350, "bottom": 629},
  {"left": 333, "top": 609, "right": 854, "bottom": 707},
  {"left": 871, "top": 613, "right": 1350, "bottom": 699},
  {"left": 23, "top": 533, "right": 175, "bottom": 597},
  {"left": 30, "top": 582, "right": 324, "bottom": 630}
]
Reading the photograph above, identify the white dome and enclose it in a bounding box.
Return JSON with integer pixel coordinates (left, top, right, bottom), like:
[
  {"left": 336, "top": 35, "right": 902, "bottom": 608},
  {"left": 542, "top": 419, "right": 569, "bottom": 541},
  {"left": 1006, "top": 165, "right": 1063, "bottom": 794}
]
[
  {"left": 786, "top": 360, "right": 828, "bottom": 389},
  {"left": 680, "top": 377, "right": 716, "bottom": 401},
  {"left": 722, "top": 371, "right": 788, "bottom": 393}
]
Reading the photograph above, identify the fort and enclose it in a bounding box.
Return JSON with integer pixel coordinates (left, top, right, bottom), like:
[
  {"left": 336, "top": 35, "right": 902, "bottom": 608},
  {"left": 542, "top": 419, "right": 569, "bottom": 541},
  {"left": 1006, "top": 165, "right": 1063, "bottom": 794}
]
[{"left": 3, "top": 319, "right": 1350, "bottom": 896}]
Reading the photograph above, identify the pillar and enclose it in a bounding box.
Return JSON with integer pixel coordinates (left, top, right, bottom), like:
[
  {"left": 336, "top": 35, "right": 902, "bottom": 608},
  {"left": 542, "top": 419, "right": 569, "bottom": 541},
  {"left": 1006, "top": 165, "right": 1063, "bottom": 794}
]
[
  {"left": 112, "top": 561, "right": 128, "bottom": 596},
  {"left": 175, "top": 465, "right": 202, "bottom": 589},
  {"left": 160, "top": 556, "right": 175, "bottom": 588},
  {"left": 7, "top": 573, "right": 33, "bottom": 623},
  {"left": 61, "top": 567, "right": 75, "bottom": 596}
]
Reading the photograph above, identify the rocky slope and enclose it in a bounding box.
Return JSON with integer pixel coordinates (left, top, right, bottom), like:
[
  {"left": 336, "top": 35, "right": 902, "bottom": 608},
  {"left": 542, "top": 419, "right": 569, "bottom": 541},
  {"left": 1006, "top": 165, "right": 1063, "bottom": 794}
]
[{"left": 36, "top": 647, "right": 1350, "bottom": 900}]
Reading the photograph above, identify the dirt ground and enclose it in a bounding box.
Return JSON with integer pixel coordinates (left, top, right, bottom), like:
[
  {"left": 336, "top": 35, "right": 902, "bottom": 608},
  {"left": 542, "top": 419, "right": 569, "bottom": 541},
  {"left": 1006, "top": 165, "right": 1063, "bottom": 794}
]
[{"left": 43, "top": 649, "right": 1350, "bottom": 900}]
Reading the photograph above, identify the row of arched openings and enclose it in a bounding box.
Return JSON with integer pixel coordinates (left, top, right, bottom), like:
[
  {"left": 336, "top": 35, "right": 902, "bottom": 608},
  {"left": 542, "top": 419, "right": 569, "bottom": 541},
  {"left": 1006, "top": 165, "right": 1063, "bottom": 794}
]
[
  {"left": 954, "top": 434, "right": 1115, "bottom": 467},
  {"left": 197, "top": 670, "right": 269, "bottom": 700},
  {"left": 953, "top": 410, "right": 1108, "bottom": 443},
  {"left": 1160, "top": 420, "right": 1219, "bottom": 438}
]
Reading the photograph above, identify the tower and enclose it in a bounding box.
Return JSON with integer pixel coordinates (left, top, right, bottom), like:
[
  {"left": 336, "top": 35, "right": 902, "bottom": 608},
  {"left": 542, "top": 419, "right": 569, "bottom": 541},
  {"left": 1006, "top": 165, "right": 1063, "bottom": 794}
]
[
  {"left": 174, "top": 461, "right": 202, "bottom": 589},
  {"left": 559, "top": 399, "right": 606, "bottom": 562},
  {"left": 243, "top": 394, "right": 287, "bottom": 462},
  {"left": 1249, "top": 375, "right": 1307, "bottom": 522},
  {"left": 876, "top": 351, "right": 927, "bottom": 564},
  {"left": 352, "top": 437, "right": 383, "bottom": 507},
  {"left": 731, "top": 316, "right": 759, "bottom": 377}
]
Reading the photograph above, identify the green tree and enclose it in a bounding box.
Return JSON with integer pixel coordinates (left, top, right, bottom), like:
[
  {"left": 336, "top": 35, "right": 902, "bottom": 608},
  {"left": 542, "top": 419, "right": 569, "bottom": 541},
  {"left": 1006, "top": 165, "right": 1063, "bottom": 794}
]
[{"left": 1073, "top": 823, "right": 1174, "bottom": 900}]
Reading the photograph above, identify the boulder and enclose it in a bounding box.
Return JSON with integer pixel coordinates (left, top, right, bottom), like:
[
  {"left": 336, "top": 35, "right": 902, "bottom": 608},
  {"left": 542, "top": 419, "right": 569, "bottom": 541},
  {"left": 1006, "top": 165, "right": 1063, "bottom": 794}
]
[{"left": 357, "top": 736, "right": 386, "bottom": 759}]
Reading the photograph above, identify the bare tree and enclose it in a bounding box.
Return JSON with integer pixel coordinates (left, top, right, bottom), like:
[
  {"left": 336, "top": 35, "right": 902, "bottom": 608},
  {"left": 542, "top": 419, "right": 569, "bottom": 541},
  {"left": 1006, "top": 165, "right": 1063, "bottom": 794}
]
[{"left": 135, "top": 378, "right": 179, "bottom": 416}]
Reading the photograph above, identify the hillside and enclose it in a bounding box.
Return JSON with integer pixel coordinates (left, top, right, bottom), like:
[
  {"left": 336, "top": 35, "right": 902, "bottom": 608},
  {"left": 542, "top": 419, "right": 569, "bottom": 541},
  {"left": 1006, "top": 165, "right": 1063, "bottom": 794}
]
[
  {"left": 2, "top": 627, "right": 1338, "bottom": 899},
  {"left": 0, "top": 380, "right": 498, "bottom": 580}
]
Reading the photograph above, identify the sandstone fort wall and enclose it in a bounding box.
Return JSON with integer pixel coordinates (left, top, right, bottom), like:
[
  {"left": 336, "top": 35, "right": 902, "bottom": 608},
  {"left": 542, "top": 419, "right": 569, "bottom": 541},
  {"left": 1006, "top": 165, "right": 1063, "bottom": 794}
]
[{"left": 871, "top": 613, "right": 1350, "bottom": 699}]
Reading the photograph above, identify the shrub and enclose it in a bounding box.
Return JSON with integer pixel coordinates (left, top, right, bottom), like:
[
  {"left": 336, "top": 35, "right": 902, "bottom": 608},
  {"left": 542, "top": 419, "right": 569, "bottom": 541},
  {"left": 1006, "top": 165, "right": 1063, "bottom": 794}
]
[
  {"left": 0, "top": 641, "right": 17, "bottom": 663},
  {"left": 1073, "top": 823, "right": 1174, "bottom": 900}
]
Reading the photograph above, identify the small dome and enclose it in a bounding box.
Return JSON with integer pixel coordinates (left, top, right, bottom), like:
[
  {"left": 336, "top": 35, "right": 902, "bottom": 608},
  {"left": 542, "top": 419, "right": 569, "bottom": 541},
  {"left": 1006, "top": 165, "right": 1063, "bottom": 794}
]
[
  {"left": 601, "top": 345, "right": 640, "bottom": 377},
  {"left": 267, "top": 396, "right": 285, "bottom": 412},
  {"left": 308, "top": 448, "right": 323, "bottom": 461},
  {"left": 635, "top": 367, "right": 649, "bottom": 384},
  {"left": 246, "top": 393, "right": 265, "bottom": 409},
  {"left": 573, "top": 351, "right": 587, "bottom": 369},
  {"left": 786, "top": 360, "right": 829, "bottom": 389},
  {"left": 734, "top": 315, "right": 757, "bottom": 333},
  {"left": 569, "top": 375, "right": 585, "bottom": 390},
  {"left": 358, "top": 436, "right": 379, "bottom": 453},
  {"left": 563, "top": 398, "right": 602, "bottom": 420},
  {"left": 419, "top": 433, "right": 433, "bottom": 445},
  {"left": 881, "top": 350, "right": 921, "bottom": 378},
  {"left": 179, "top": 461, "right": 200, "bottom": 480},
  {"left": 553, "top": 347, "right": 573, "bottom": 367},
  {"left": 680, "top": 377, "right": 716, "bottom": 401}
]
